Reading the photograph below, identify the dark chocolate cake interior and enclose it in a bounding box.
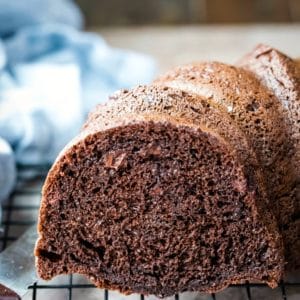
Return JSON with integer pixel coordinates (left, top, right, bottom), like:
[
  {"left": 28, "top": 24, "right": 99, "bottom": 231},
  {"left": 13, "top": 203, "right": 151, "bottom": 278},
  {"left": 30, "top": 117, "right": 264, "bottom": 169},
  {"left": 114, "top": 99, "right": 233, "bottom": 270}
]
[{"left": 36, "top": 121, "right": 282, "bottom": 297}]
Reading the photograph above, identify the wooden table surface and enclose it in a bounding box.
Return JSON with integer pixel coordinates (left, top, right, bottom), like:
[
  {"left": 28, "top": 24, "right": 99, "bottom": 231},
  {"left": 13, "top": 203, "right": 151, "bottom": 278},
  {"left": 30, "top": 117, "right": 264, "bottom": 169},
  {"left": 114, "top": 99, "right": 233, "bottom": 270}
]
[{"left": 98, "top": 24, "right": 300, "bottom": 73}]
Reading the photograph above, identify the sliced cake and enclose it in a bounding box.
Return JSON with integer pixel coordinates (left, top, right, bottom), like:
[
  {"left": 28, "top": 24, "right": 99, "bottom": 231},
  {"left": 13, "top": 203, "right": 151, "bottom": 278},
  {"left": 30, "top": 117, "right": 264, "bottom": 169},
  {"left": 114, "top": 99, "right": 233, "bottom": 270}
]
[{"left": 35, "top": 86, "right": 284, "bottom": 297}]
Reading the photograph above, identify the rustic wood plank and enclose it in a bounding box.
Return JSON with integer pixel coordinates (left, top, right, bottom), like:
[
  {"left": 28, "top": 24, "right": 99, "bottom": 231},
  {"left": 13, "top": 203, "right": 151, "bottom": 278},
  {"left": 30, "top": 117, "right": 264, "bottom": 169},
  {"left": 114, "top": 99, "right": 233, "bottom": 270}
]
[
  {"left": 186, "top": 0, "right": 207, "bottom": 23},
  {"left": 289, "top": 0, "right": 300, "bottom": 22},
  {"left": 206, "top": 0, "right": 291, "bottom": 23},
  {"left": 206, "top": 0, "right": 255, "bottom": 23},
  {"left": 76, "top": 0, "right": 297, "bottom": 25},
  {"left": 76, "top": 0, "right": 191, "bottom": 26},
  {"left": 255, "top": 0, "right": 290, "bottom": 22}
]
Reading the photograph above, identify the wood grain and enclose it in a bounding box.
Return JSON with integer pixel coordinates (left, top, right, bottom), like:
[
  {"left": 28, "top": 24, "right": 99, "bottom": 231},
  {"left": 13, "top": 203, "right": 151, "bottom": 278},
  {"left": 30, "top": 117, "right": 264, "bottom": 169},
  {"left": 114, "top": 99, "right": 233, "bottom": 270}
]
[{"left": 76, "top": 0, "right": 300, "bottom": 25}]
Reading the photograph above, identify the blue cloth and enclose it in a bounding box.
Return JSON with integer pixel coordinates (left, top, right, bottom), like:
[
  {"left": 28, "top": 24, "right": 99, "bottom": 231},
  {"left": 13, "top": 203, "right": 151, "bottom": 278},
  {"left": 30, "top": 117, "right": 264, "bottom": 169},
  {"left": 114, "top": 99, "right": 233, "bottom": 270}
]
[
  {"left": 0, "top": 0, "right": 157, "bottom": 208},
  {"left": 0, "top": 0, "right": 83, "bottom": 37}
]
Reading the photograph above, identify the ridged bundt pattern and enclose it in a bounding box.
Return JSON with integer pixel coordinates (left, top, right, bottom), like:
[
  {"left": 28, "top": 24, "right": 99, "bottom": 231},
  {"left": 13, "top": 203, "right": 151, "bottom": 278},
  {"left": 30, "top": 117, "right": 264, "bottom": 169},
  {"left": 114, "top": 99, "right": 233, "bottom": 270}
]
[{"left": 35, "top": 45, "right": 299, "bottom": 297}]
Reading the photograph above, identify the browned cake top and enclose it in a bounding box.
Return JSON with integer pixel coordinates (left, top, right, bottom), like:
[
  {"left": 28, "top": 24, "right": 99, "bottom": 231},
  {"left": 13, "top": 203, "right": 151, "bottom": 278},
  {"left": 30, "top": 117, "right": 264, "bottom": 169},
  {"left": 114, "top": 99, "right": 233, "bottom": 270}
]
[
  {"left": 84, "top": 85, "right": 261, "bottom": 181},
  {"left": 155, "top": 62, "right": 290, "bottom": 164}
]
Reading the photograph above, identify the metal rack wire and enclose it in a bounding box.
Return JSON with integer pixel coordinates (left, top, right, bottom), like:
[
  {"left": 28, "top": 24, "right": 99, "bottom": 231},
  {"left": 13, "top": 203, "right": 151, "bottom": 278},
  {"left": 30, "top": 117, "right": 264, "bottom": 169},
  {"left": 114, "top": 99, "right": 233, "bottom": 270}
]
[{"left": 0, "top": 166, "right": 299, "bottom": 300}]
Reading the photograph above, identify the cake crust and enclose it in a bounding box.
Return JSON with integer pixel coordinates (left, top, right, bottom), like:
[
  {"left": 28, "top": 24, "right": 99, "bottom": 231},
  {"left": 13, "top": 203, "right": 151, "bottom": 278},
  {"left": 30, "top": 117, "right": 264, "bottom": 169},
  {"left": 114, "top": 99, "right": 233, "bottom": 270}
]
[
  {"left": 35, "top": 86, "right": 284, "bottom": 297},
  {"left": 239, "top": 44, "right": 300, "bottom": 269}
]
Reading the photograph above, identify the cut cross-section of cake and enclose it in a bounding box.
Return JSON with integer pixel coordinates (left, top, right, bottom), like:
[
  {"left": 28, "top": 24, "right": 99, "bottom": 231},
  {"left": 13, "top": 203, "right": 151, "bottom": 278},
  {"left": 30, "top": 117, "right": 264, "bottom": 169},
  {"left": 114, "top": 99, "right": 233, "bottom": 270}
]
[{"left": 35, "top": 86, "right": 284, "bottom": 297}]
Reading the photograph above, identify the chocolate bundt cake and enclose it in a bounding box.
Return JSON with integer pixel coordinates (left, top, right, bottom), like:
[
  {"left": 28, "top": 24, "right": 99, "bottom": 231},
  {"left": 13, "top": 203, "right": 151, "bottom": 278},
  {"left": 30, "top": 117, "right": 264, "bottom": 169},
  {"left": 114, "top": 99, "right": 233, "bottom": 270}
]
[
  {"left": 36, "top": 45, "right": 299, "bottom": 297},
  {"left": 156, "top": 45, "right": 300, "bottom": 269}
]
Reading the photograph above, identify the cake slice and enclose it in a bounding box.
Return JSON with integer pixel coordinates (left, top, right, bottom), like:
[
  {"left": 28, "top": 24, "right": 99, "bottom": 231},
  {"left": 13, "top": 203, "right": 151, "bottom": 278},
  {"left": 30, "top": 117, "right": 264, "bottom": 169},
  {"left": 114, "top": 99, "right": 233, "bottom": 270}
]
[
  {"left": 155, "top": 61, "right": 298, "bottom": 268},
  {"left": 238, "top": 44, "right": 300, "bottom": 269},
  {"left": 238, "top": 44, "right": 299, "bottom": 186},
  {"left": 35, "top": 86, "right": 284, "bottom": 297}
]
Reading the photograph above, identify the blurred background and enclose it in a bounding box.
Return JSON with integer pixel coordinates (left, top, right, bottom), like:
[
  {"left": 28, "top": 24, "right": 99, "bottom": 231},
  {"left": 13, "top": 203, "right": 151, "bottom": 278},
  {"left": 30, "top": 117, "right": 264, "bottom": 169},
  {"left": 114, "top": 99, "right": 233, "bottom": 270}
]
[{"left": 77, "top": 0, "right": 300, "bottom": 26}]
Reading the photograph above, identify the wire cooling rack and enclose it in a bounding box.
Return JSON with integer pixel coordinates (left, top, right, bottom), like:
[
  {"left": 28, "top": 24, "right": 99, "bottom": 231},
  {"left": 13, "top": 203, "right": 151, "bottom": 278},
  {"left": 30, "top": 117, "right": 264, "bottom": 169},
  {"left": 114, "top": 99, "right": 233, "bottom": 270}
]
[{"left": 0, "top": 165, "right": 299, "bottom": 300}]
